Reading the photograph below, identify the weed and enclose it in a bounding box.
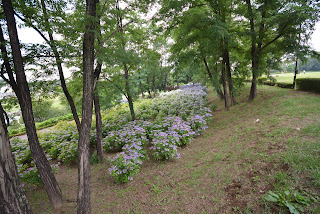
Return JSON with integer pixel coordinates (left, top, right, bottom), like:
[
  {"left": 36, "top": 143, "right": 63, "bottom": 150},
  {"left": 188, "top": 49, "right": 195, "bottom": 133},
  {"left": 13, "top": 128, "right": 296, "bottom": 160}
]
[{"left": 264, "top": 189, "right": 319, "bottom": 214}]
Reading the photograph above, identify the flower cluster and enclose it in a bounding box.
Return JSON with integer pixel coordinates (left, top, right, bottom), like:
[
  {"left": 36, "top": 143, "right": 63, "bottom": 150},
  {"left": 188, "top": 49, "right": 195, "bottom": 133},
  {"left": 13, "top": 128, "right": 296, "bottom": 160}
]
[
  {"left": 10, "top": 137, "right": 60, "bottom": 185},
  {"left": 150, "top": 131, "right": 180, "bottom": 160},
  {"left": 108, "top": 148, "right": 146, "bottom": 183},
  {"left": 103, "top": 120, "right": 148, "bottom": 151},
  {"left": 10, "top": 84, "right": 212, "bottom": 184}
]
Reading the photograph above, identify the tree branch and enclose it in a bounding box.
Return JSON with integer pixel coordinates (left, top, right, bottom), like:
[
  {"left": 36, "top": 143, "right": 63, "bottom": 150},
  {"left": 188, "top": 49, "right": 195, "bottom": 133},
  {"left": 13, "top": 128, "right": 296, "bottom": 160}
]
[
  {"left": 105, "top": 76, "right": 128, "bottom": 99},
  {"left": 261, "top": 22, "right": 290, "bottom": 51},
  {"left": 0, "top": 63, "right": 11, "bottom": 85},
  {"left": 0, "top": 101, "right": 10, "bottom": 127},
  {"left": 14, "top": 12, "right": 50, "bottom": 44},
  {"left": 94, "top": 18, "right": 136, "bottom": 58},
  {"left": 23, "top": 54, "right": 81, "bottom": 59}
]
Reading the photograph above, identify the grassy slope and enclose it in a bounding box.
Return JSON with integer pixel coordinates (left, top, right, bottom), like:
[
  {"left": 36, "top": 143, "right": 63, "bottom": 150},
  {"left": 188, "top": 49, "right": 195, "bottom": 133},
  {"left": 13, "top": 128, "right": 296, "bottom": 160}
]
[
  {"left": 271, "top": 71, "right": 320, "bottom": 83},
  {"left": 26, "top": 85, "right": 320, "bottom": 213}
]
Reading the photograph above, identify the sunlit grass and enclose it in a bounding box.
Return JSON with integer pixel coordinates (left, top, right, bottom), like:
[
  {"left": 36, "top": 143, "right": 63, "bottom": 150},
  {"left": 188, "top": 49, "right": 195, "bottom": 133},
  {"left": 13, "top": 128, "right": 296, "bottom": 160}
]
[{"left": 270, "top": 71, "right": 320, "bottom": 83}]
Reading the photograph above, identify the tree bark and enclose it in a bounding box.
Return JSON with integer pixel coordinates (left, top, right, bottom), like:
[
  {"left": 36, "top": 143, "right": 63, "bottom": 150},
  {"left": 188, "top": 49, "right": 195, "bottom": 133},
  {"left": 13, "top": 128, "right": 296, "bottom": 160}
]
[
  {"left": 223, "top": 48, "right": 236, "bottom": 105},
  {"left": 292, "top": 58, "right": 298, "bottom": 89},
  {"left": 40, "top": 0, "right": 81, "bottom": 132},
  {"left": 246, "top": 0, "right": 258, "bottom": 101},
  {"left": 116, "top": 1, "right": 135, "bottom": 121},
  {"left": 93, "top": 10, "right": 103, "bottom": 161},
  {"left": 152, "top": 74, "right": 156, "bottom": 98},
  {"left": 93, "top": 60, "right": 103, "bottom": 161},
  {"left": 123, "top": 63, "right": 136, "bottom": 121},
  {"left": 93, "top": 89, "right": 103, "bottom": 160},
  {"left": 140, "top": 82, "right": 145, "bottom": 98},
  {"left": 203, "top": 57, "right": 224, "bottom": 100},
  {"left": 0, "top": 102, "right": 32, "bottom": 214},
  {"left": 77, "top": 0, "right": 97, "bottom": 213},
  {"left": 2, "top": 0, "right": 63, "bottom": 211},
  {"left": 221, "top": 58, "right": 229, "bottom": 110}
]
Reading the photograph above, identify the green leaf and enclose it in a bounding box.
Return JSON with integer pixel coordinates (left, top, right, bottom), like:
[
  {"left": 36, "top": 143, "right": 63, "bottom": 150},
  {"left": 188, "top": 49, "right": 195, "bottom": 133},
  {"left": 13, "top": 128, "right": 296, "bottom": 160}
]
[
  {"left": 264, "top": 192, "right": 279, "bottom": 202},
  {"left": 285, "top": 202, "right": 300, "bottom": 214}
]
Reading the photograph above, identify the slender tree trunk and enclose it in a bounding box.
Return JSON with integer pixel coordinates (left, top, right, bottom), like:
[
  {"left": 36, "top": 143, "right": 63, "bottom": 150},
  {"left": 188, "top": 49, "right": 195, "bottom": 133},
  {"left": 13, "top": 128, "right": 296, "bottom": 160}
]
[
  {"left": 221, "top": 58, "right": 229, "bottom": 110},
  {"left": 2, "top": 0, "right": 63, "bottom": 211},
  {"left": 93, "top": 89, "right": 103, "bottom": 160},
  {"left": 246, "top": 0, "right": 258, "bottom": 101},
  {"left": 146, "top": 76, "right": 151, "bottom": 96},
  {"left": 116, "top": 1, "right": 135, "bottom": 121},
  {"left": 164, "top": 73, "right": 168, "bottom": 91},
  {"left": 152, "top": 74, "right": 156, "bottom": 98},
  {"left": 203, "top": 57, "right": 224, "bottom": 100},
  {"left": 93, "top": 64, "right": 103, "bottom": 161},
  {"left": 93, "top": 62, "right": 103, "bottom": 161},
  {"left": 93, "top": 11, "right": 103, "bottom": 161},
  {"left": 215, "top": 62, "right": 224, "bottom": 100},
  {"left": 249, "top": 60, "right": 258, "bottom": 101},
  {"left": 223, "top": 48, "right": 236, "bottom": 105},
  {"left": 293, "top": 58, "right": 298, "bottom": 89},
  {"left": 77, "top": 0, "right": 96, "bottom": 213},
  {"left": 140, "top": 82, "right": 145, "bottom": 98},
  {"left": 124, "top": 63, "right": 136, "bottom": 121},
  {"left": 0, "top": 103, "right": 32, "bottom": 214},
  {"left": 40, "top": 0, "right": 81, "bottom": 131}
]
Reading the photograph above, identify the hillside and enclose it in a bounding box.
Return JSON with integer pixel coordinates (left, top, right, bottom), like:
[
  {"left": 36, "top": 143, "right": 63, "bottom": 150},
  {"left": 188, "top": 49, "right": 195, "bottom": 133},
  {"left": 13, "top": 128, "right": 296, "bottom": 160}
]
[{"left": 25, "top": 85, "right": 320, "bottom": 213}]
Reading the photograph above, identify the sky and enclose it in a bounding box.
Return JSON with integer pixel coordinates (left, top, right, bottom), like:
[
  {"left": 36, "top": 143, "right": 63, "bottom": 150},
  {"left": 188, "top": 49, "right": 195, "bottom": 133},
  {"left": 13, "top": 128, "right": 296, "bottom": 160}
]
[
  {"left": 310, "top": 22, "right": 320, "bottom": 52},
  {"left": 17, "top": 21, "right": 320, "bottom": 52}
]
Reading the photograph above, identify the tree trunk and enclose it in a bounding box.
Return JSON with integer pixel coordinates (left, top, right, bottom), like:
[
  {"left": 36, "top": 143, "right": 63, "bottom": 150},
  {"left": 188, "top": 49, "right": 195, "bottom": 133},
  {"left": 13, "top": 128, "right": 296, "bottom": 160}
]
[
  {"left": 203, "top": 57, "right": 224, "bottom": 100},
  {"left": 116, "top": 2, "right": 135, "bottom": 121},
  {"left": 249, "top": 60, "right": 258, "bottom": 101},
  {"left": 40, "top": 0, "right": 81, "bottom": 132},
  {"left": 152, "top": 74, "right": 156, "bottom": 98},
  {"left": 146, "top": 76, "right": 151, "bottom": 96},
  {"left": 246, "top": 0, "right": 258, "bottom": 101},
  {"left": 221, "top": 58, "right": 229, "bottom": 110},
  {"left": 0, "top": 103, "right": 32, "bottom": 214},
  {"left": 94, "top": 87, "right": 103, "bottom": 161},
  {"left": 215, "top": 63, "right": 224, "bottom": 100},
  {"left": 2, "top": 0, "right": 63, "bottom": 211},
  {"left": 77, "top": 0, "right": 96, "bottom": 213},
  {"left": 164, "top": 73, "right": 168, "bottom": 91},
  {"left": 223, "top": 48, "right": 236, "bottom": 105},
  {"left": 292, "top": 57, "right": 298, "bottom": 89},
  {"left": 140, "top": 82, "right": 145, "bottom": 98},
  {"left": 124, "top": 63, "right": 136, "bottom": 121}
]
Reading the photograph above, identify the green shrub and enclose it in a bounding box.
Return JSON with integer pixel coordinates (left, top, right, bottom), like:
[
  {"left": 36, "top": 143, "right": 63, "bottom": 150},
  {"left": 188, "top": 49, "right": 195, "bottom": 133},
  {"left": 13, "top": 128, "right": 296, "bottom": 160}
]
[
  {"left": 9, "top": 113, "right": 74, "bottom": 137},
  {"left": 277, "top": 83, "right": 293, "bottom": 88},
  {"left": 296, "top": 78, "right": 320, "bottom": 93}
]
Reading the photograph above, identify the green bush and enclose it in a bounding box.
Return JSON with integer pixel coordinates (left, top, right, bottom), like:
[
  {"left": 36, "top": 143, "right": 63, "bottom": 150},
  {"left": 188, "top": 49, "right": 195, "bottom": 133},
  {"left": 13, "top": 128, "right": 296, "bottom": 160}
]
[
  {"left": 9, "top": 113, "right": 74, "bottom": 137},
  {"left": 296, "top": 78, "right": 320, "bottom": 93},
  {"left": 277, "top": 83, "right": 293, "bottom": 88}
]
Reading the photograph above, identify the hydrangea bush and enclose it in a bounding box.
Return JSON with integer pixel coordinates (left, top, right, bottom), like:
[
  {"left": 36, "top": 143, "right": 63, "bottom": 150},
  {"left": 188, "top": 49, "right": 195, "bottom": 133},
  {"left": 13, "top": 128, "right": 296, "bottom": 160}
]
[
  {"left": 150, "top": 131, "right": 180, "bottom": 160},
  {"left": 103, "top": 120, "right": 148, "bottom": 151},
  {"left": 11, "top": 84, "right": 212, "bottom": 184}
]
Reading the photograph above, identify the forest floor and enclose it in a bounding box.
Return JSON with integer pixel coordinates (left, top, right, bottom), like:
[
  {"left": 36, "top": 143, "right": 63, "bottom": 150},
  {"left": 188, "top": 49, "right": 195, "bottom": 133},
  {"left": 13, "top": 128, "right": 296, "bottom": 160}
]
[{"left": 25, "top": 85, "right": 320, "bottom": 213}]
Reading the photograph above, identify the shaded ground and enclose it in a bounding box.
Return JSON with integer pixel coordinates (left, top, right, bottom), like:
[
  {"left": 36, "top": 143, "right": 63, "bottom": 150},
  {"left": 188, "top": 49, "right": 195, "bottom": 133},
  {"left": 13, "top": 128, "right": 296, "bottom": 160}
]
[{"left": 25, "top": 85, "right": 320, "bottom": 213}]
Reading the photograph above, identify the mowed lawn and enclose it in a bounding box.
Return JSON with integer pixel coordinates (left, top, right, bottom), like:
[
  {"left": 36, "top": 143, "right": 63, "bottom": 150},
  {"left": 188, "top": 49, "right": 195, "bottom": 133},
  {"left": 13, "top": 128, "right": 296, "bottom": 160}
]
[
  {"left": 25, "top": 85, "right": 320, "bottom": 213},
  {"left": 270, "top": 71, "right": 320, "bottom": 83}
]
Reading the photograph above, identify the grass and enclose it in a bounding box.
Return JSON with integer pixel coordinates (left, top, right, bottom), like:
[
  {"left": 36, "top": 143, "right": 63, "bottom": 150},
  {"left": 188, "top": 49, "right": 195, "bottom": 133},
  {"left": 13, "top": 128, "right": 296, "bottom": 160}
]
[
  {"left": 270, "top": 71, "right": 320, "bottom": 84},
  {"left": 24, "top": 84, "right": 320, "bottom": 213}
]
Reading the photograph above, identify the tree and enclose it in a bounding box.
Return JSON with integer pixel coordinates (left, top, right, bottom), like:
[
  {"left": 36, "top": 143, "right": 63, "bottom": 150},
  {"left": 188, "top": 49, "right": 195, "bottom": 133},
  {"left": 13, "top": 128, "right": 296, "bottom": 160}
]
[
  {"left": 77, "top": 0, "right": 97, "bottom": 212},
  {"left": 1, "top": 0, "right": 62, "bottom": 210},
  {"left": 15, "top": 0, "right": 81, "bottom": 131},
  {"left": 243, "top": 0, "right": 319, "bottom": 100},
  {"left": 0, "top": 102, "right": 31, "bottom": 214}
]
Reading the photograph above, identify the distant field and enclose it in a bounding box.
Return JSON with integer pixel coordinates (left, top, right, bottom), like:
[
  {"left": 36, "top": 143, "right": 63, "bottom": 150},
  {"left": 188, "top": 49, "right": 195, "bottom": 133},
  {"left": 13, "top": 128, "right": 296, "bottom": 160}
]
[{"left": 270, "top": 71, "right": 320, "bottom": 83}]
